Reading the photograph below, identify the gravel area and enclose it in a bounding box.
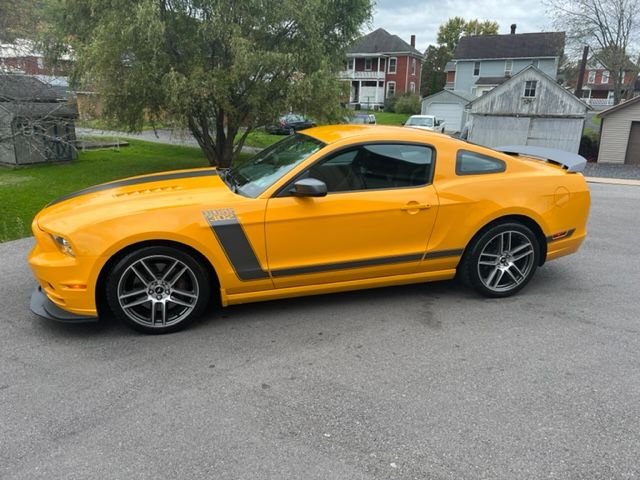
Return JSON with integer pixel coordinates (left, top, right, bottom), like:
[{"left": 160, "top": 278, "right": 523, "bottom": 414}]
[{"left": 584, "top": 163, "right": 640, "bottom": 179}]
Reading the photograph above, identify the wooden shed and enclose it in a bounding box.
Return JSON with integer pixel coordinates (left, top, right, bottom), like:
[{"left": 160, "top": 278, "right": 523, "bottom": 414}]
[
  {"left": 421, "top": 89, "right": 474, "bottom": 133},
  {"left": 597, "top": 96, "right": 640, "bottom": 164},
  {"left": 467, "top": 66, "right": 589, "bottom": 153},
  {"left": 0, "top": 74, "right": 77, "bottom": 167}
]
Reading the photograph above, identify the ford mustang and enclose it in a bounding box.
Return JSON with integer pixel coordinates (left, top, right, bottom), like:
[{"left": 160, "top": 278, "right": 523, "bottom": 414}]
[{"left": 29, "top": 126, "right": 590, "bottom": 333}]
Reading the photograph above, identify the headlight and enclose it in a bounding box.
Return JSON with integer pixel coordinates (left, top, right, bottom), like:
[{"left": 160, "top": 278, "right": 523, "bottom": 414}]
[{"left": 51, "top": 235, "right": 75, "bottom": 257}]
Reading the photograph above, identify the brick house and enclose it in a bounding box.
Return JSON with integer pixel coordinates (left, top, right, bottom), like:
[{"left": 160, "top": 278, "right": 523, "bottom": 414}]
[
  {"left": 578, "top": 59, "right": 639, "bottom": 107},
  {"left": 0, "top": 39, "right": 72, "bottom": 76},
  {"left": 339, "top": 28, "right": 423, "bottom": 109}
]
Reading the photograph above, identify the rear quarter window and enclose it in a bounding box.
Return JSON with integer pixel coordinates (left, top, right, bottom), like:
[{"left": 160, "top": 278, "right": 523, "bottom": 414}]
[{"left": 456, "top": 150, "right": 506, "bottom": 175}]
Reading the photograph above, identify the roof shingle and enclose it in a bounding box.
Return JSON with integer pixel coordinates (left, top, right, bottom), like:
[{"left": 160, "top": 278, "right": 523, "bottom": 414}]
[
  {"left": 347, "top": 28, "right": 422, "bottom": 56},
  {"left": 453, "top": 32, "right": 565, "bottom": 60}
]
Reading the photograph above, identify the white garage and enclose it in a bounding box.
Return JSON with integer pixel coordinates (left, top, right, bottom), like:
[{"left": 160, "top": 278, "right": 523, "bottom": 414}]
[
  {"left": 468, "top": 66, "right": 589, "bottom": 153},
  {"left": 421, "top": 90, "right": 473, "bottom": 133}
]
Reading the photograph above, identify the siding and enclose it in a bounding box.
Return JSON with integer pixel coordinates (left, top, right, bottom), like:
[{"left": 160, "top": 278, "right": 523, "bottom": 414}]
[{"left": 598, "top": 101, "right": 640, "bottom": 164}]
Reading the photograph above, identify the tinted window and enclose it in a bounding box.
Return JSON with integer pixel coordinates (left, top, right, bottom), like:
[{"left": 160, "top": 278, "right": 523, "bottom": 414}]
[
  {"left": 296, "top": 144, "right": 434, "bottom": 193},
  {"left": 456, "top": 150, "right": 506, "bottom": 175}
]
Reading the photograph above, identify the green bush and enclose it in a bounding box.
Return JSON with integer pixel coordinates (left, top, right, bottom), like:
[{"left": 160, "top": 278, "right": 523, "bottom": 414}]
[
  {"left": 579, "top": 130, "right": 599, "bottom": 162},
  {"left": 394, "top": 94, "right": 422, "bottom": 114},
  {"left": 383, "top": 95, "right": 399, "bottom": 113}
]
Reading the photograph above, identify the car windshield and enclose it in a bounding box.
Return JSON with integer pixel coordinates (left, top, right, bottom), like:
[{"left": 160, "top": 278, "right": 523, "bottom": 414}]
[
  {"left": 227, "top": 134, "right": 324, "bottom": 197},
  {"left": 407, "top": 117, "right": 434, "bottom": 127}
]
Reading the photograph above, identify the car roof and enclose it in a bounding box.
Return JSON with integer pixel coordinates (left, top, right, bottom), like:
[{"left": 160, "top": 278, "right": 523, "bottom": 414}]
[{"left": 301, "top": 124, "right": 450, "bottom": 146}]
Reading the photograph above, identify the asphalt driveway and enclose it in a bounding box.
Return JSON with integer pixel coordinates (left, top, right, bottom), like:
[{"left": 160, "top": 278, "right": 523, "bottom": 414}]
[{"left": 1, "top": 183, "right": 639, "bottom": 479}]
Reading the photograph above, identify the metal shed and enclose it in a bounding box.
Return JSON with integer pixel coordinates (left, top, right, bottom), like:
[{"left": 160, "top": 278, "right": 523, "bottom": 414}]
[
  {"left": 0, "top": 74, "right": 77, "bottom": 166},
  {"left": 421, "top": 89, "right": 473, "bottom": 133},
  {"left": 467, "top": 66, "right": 589, "bottom": 153},
  {"left": 597, "top": 96, "right": 640, "bottom": 165}
]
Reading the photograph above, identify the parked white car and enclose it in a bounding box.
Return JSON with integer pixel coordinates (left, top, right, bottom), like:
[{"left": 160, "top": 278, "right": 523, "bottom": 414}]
[{"left": 404, "top": 115, "right": 445, "bottom": 133}]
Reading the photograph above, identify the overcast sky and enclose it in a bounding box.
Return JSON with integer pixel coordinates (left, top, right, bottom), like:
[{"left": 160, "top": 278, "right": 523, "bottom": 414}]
[{"left": 370, "top": 0, "right": 553, "bottom": 52}]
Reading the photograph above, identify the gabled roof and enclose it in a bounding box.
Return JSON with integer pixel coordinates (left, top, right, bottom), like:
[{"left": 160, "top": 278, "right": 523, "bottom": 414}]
[
  {"left": 0, "top": 74, "right": 60, "bottom": 102},
  {"left": 422, "top": 89, "right": 474, "bottom": 102},
  {"left": 599, "top": 95, "right": 640, "bottom": 117},
  {"left": 468, "top": 65, "right": 590, "bottom": 112},
  {"left": 454, "top": 32, "right": 565, "bottom": 60},
  {"left": 347, "top": 28, "right": 422, "bottom": 57}
]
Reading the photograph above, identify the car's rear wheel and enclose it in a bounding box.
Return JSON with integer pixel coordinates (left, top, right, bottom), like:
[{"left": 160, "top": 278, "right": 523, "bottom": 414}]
[
  {"left": 459, "top": 222, "right": 539, "bottom": 298},
  {"left": 106, "top": 246, "right": 211, "bottom": 334}
]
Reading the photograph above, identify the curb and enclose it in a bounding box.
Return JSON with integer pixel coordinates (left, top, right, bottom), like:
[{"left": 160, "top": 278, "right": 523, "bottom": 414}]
[{"left": 585, "top": 177, "right": 640, "bottom": 186}]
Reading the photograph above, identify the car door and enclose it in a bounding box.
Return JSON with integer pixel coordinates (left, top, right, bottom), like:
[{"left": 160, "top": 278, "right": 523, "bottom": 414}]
[{"left": 264, "top": 143, "right": 439, "bottom": 289}]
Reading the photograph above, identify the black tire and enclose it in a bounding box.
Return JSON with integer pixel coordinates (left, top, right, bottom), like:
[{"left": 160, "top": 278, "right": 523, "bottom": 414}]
[
  {"left": 459, "top": 222, "right": 539, "bottom": 298},
  {"left": 106, "top": 245, "right": 211, "bottom": 334}
]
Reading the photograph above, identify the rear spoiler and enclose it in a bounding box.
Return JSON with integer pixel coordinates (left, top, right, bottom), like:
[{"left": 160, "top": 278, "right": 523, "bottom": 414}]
[{"left": 495, "top": 145, "right": 587, "bottom": 173}]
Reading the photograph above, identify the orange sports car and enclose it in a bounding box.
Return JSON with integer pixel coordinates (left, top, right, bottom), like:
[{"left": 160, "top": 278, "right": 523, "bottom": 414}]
[{"left": 29, "top": 125, "right": 590, "bottom": 333}]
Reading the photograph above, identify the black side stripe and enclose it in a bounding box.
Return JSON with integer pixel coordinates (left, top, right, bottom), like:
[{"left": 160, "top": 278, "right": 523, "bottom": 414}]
[
  {"left": 424, "top": 249, "right": 464, "bottom": 260},
  {"left": 203, "top": 208, "right": 464, "bottom": 281},
  {"left": 271, "top": 253, "right": 425, "bottom": 278},
  {"left": 48, "top": 169, "right": 218, "bottom": 206},
  {"left": 203, "top": 209, "right": 270, "bottom": 281}
]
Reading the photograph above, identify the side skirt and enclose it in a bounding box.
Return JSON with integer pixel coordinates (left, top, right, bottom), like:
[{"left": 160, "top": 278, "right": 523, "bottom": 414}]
[{"left": 221, "top": 269, "right": 458, "bottom": 306}]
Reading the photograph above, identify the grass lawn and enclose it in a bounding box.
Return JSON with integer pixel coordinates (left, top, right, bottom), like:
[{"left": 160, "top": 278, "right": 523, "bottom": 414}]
[
  {"left": 0, "top": 140, "right": 251, "bottom": 243},
  {"left": 366, "top": 111, "right": 411, "bottom": 126}
]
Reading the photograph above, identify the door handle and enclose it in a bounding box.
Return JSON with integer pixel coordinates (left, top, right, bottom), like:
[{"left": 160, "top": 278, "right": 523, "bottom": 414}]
[{"left": 401, "top": 203, "right": 432, "bottom": 212}]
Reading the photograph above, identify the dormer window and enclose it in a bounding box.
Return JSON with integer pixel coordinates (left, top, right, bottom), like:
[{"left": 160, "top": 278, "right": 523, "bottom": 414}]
[
  {"left": 505, "top": 60, "right": 513, "bottom": 76},
  {"left": 523, "top": 80, "right": 537, "bottom": 98}
]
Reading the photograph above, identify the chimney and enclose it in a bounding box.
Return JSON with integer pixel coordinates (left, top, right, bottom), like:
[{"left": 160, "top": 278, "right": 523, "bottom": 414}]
[
  {"left": 410, "top": 35, "right": 416, "bottom": 48},
  {"left": 510, "top": 24, "right": 517, "bottom": 34}
]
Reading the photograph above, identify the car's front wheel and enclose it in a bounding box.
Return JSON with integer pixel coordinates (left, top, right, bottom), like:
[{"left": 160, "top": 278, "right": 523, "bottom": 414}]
[
  {"left": 459, "top": 222, "right": 539, "bottom": 298},
  {"left": 106, "top": 246, "right": 211, "bottom": 334}
]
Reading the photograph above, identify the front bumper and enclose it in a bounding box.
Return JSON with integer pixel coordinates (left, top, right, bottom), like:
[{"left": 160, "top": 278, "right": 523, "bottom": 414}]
[{"left": 30, "top": 287, "right": 98, "bottom": 323}]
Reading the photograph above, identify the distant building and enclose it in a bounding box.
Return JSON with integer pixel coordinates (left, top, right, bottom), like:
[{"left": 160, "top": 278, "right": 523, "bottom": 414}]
[
  {"left": 0, "top": 39, "right": 72, "bottom": 76},
  {"left": 0, "top": 74, "right": 77, "bottom": 166},
  {"left": 578, "top": 58, "right": 639, "bottom": 108},
  {"left": 339, "top": 28, "right": 423, "bottom": 109},
  {"left": 450, "top": 25, "right": 564, "bottom": 97}
]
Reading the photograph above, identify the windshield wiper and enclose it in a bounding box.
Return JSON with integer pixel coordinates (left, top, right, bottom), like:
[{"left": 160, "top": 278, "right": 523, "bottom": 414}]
[{"left": 219, "top": 168, "right": 238, "bottom": 193}]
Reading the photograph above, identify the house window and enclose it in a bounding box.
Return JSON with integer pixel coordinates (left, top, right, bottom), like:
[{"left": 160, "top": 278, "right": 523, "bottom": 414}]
[
  {"left": 347, "top": 58, "right": 354, "bottom": 71},
  {"left": 389, "top": 57, "right": 397, "bottom": 74},
  {"left": 588, "top": 71, "right": 596, "bottom": 83},
  {"left": 37, "top": 57, "right": 44, "bottom": 69},
  {"left": 411, "top": 58, "right": 416, "bottom": 75},
  {"left": 410, "top": 82, "right": 416, "bottom": 93},
  {"left": 473, "top": 61, "right": 480, "bottom": 76},
  {"left": 365, "top": 58, "right": 372, "bottom": 71},
  {"left": 386, "top": 81, "right": 396, "bottom": 97},
  {"left": 505, "top": 60, "right": 513, "bottom": 76},
  {"left": 523, "top": 80, "right": 537, "bottom": 97},
  {"left": 601, "top": 70, "right": 610, "bottom": 84}
]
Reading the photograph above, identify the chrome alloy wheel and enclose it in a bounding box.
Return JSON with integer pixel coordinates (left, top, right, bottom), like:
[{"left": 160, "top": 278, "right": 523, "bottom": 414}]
[
  {"left": 117, "top": 255, "right": 199, "bottom": 328},
  {"left": 477, "top": 230, "right": 535, "bottom": 293}
]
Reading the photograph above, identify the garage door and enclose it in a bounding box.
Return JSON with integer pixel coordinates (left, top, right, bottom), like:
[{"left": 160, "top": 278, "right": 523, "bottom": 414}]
[
  {"left": 428, "top": 103, "right": 463, "bottom": 133},
  {"left": 625, "top": 122, "right": 640, "bottom": 165}
]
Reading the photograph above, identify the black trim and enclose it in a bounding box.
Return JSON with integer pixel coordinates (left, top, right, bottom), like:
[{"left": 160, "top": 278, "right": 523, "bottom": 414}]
[
  {"left": 546, "top": 228, "right": 576, "bottom": 243},
  {"left": 48, "top": 169, "right": 218, "bottom": 206},
  {"left": 271, "top": 253, "right": 425, "bottom": 277},
  {"left": 424, "top": 249, "right": 464, "bottom": 259},
  {"left": 30, "top": 287, "right": 98, "bottom": 323},
  {"left": 203, "top": 210, "right": 269, "bottom": 281}
]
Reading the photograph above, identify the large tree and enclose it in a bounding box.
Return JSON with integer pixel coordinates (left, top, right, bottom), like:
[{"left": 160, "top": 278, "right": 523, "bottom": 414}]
[
  {"left": 421, "top": 17, "right": 499, "bottom": 96},
  {"left": 0, "top": 0, "right": 43, "bottom": 41},
  {"left": 47, "top": 0, "right": 371, "bottom": 167},
  {"left": 545, "top": 0, "right": 640, "bottom": 104}
]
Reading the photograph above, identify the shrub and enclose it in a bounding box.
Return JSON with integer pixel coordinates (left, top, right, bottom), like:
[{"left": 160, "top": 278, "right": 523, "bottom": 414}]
[
  {"left": 384, "top": 95, "right": 399, "bottom": 113},
  {"left": 394, "top": 94, "right": 422, "bottom": 114},
  {"left": 579, "top": 130, "right": 599, "bottom": 162}
]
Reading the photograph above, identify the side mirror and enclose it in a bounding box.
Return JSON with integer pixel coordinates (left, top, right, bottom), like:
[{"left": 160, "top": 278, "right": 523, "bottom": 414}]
[
  {"left": 291, "top": 178, "right": 327, "bottom": 197},
  {"left": 436, "top": 120, "right": 441, "bottom": 126}
]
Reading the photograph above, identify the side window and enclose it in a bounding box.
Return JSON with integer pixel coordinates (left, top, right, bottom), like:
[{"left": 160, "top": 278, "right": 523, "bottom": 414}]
[{"left": 456, "top": 150, "right": 506, "bottom": 175}]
